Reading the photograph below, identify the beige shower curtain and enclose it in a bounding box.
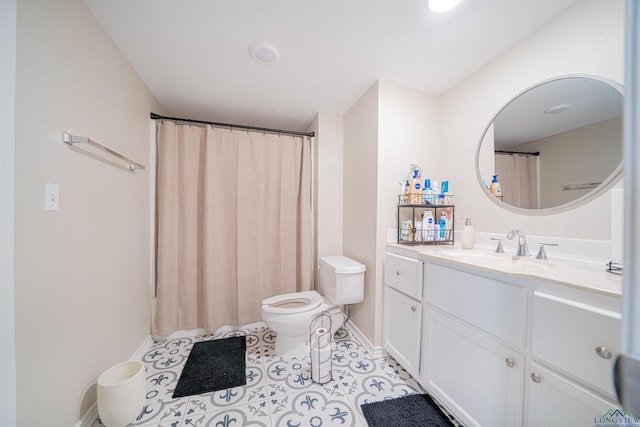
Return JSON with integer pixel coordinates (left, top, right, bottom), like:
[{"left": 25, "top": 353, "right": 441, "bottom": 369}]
[
  {"left": 495, "top": 153, "right": 539, "bottom": 209},
  {"left": 154, "top": 121, "right": 312, "bottom": 337}
]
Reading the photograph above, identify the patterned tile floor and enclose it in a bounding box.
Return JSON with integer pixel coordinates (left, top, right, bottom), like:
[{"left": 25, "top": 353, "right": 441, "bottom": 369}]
[{"left": 95, "top": 322, "right": 461, "bottom": 427}]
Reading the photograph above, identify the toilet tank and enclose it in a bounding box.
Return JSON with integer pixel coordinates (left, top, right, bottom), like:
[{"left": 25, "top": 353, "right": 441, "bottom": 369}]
[{"left": 319, "top": 256, "right": 365, "bottom": 305}]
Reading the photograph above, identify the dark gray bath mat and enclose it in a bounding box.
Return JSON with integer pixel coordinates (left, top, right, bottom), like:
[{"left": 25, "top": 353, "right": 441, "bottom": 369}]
[
  {"left": 172, "top": 335, "right": 246, "bottom": 398},
  {"left": 361, "top": 393, "right": 456, "bottom": 427}
]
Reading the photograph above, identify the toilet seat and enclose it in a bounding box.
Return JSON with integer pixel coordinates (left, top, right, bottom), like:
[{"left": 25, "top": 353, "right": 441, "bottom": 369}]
[{"left": 262, "top": 290, "right": 323, "bottom": 314}]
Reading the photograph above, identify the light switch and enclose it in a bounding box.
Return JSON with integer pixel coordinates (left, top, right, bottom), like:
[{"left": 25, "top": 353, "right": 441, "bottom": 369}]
[{"left": 44, "top": 183, "right": 59, "bottom": 211}]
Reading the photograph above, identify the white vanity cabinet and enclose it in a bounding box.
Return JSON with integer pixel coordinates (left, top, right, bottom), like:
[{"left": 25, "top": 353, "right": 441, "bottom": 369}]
[
  {"left": 383, "top": 253, "right": 424, "bottom": 378},
  {"left": 382, "top": 246, "right": 623, "bottom": 427},
  {"left": 421, "top": 263, "right": 526, "bottom": 427},
  {"left": 422, "top": 307, "right": 524, "bottom": 426},
  {"left": 526, "top": 291, "right": 621, "bottom": 425}
]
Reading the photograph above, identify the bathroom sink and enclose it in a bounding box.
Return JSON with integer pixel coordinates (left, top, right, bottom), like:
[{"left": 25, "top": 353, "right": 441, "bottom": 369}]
[
  {"left": 414, "top": 247, "right": 622, "bottom": 296},
  {"left": 437, "top": 249, "right": 555, "bottom": 274}
]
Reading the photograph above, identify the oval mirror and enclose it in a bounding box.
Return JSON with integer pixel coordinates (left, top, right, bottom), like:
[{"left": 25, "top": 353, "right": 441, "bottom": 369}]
[{"left": 476, "top": 75, "right": 623, "bottom": 213}]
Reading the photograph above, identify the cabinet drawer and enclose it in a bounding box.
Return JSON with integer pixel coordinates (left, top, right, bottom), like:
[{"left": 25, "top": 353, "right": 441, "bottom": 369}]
[
  {"left": 384, "top": 253, "right": 423, "bottom": 300},
  {"left": 425, "top": 263, "right": 526, "bottom": 348},
  {"left": 532, "top": 292, "right": 621, "bottom": 398}
]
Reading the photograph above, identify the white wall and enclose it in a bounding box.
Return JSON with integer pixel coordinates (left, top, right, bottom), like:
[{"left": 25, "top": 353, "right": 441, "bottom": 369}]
[
  {"left": 0, "top": 0, "right": 17, "bottom": 425},
  {"left": 343, "top": 81, "right": 439, "bottom": 346},
  {"left": 343, "top": 83, "right": 380, "bottom": 342},
  {"left": 376, "top": 82, "right": 439, "bottom": 345},
  {"left": 439, "top": 0, "right": 624, "bottom": 241},
  {"left": 313, "top": 113, "right": 344, "bottom": 264},
  {"left": 14, "top": 0, "right": 159, "bottom": 424}
]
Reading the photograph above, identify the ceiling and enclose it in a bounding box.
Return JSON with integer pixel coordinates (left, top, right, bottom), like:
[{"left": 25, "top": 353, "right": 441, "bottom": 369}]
[{"left": 84, "top": 0, "right": 584, "bottom": 132}]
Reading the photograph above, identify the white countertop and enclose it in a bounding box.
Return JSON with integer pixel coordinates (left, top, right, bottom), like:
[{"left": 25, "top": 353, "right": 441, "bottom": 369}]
[{"left": 386, "top": 243, "right": 623, "bottom": 297}]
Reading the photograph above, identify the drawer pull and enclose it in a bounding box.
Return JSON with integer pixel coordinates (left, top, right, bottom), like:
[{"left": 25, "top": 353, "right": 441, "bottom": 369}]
[
  {"left": 595, "top": 346, "right": 612, "bottom": 359},
  {"left": 395, "top": 269, "right": 401, "bottom": 276},
  {"left": 411, "top": 305, "right": 417, "bottom": 312},
  {"left": 505, "top": 357, "right": 515, "bottom": 368},
  {"left": 530, "top": 372, "right": 542, "bottom": 383}
]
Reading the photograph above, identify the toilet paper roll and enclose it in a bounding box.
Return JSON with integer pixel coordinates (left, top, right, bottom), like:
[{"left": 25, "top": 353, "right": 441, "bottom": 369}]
[
  {"left": 310, "top": 327, "right": 332, "bottom": 384},
  {"left": 311, "top": 345, "right": 332, "bottom": 383}
]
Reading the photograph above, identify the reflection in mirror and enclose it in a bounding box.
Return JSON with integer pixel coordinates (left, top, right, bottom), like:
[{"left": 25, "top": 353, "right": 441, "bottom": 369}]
[{"left": 477, "top": 76, "right": 623, "bottom": 212}]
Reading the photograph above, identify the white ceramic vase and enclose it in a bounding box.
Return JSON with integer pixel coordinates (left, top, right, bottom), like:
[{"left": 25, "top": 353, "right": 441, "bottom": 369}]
[{"left": 97, "top": 360, "right": 146, "bottom": 427}]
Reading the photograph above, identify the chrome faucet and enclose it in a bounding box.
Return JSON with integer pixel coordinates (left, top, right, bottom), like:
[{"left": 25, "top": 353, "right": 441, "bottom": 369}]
[{"left": 506, "top": 229, "right": 529, "bottom": 256}]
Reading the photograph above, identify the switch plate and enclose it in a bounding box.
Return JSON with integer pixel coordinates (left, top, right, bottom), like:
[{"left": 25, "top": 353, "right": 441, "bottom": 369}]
[{"left": 44, "top": 183, "right": 59, "bottom": 211}]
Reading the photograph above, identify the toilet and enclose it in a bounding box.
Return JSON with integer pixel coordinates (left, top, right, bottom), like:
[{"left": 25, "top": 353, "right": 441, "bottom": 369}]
[{"left": 261, "top": 256, "right": 365, "bottom": 357}]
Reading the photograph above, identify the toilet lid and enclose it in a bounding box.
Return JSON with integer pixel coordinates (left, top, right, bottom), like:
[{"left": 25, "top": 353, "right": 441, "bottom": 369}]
[{"left": 262, "top": 290, "right": 323, "bottom": 314}]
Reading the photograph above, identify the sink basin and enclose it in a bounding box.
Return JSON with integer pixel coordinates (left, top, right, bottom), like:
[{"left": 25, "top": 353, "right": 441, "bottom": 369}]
[{"left": 437, "top": 249, "right": 555, "bottom": 273}]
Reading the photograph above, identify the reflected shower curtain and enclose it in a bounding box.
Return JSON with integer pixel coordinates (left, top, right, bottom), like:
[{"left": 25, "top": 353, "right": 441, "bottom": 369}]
[
  {"left": 154, "top": 121, "right": 311, "bottom": 337},
  {"left": 495, "top": 153, "right": 538, "bottom": 209}
]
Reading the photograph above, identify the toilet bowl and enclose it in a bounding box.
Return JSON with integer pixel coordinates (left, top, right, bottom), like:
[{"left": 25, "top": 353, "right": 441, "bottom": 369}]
[{"left": 261, "top": 256, "right": 365, "bottom": 357}]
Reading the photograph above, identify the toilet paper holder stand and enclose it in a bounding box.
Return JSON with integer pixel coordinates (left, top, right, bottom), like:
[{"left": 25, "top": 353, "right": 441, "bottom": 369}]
[{"left": 309, "top": 311, "right": 333, "bottom": 384}]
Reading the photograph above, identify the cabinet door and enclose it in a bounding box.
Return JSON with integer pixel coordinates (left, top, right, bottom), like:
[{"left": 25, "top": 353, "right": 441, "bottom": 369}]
[
  {"left": 421, "top": 307, "right": 524, "bottom": 427},
  {"left": 527, "top": 362, "right": 619, "bottom": 427},
  {"left": 383, "top": 286, "right": 422, "bottom": 378}
]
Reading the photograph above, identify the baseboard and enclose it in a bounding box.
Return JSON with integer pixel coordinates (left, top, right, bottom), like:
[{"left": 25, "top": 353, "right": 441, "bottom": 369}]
[
  {"left": 76, "top": 335, "right": 155, "bottom": 427},
  {"left": 131, "top": 335, "right": 154, "bottom": 361},
  {"left": 344, "top": 320, "right": 388, "bottom": 360},
  {"left": 74, "top": 403, "right": 98, "bottom": 427}
]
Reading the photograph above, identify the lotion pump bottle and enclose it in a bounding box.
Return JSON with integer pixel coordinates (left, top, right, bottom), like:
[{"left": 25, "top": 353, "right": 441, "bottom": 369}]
[
  {"left": 490, "top": 175, "right": 501, "bottom": 198},
  {"left": 422, "top": 210, "right": 435, "bottom": 241},
  {"left": 461, "top": 218, "right": 475, "bottom": 249}
]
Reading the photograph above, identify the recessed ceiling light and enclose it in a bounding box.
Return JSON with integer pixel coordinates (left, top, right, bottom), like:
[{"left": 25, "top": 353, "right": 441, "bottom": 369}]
[
  {"left": 544, "top": 104, "right": 572, "bottom": 114},
  {"left": 428, "top": 0, "right": 463, "bottom": 13},
  {"left": 249, "top": 42, "right": 280, "bottom": 64}
]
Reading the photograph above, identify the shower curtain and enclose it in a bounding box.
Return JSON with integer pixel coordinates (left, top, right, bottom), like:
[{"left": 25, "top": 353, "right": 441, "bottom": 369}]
[
  {"left": 154, "top": 121, "right": 312, "bottom": 337},
  {"left": 495, "top": 152, "right": 539, "bottom": 209}
]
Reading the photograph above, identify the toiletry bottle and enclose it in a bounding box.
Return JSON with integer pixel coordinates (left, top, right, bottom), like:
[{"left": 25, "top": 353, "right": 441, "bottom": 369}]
[
  {"left": 400, "top": 218, "right": 412, "bottom": 241},
  {"left": 422, "top": 179, "right": 429, "bottom": 204},
  {"left": 439, "top": 211, "right": 448, "bottom": 240},
  {"left": 400, "top": 178, "right": 407, "bottom": 204},
  {"left": 422, "top": 210, "right": 435, "bottom": 241},
  {"left": 415, "top": 218, "right": 423, "bottom": 242},
  {"left": 461, "top": 218, "right": 475, "bottom": 249},
  {"left": 411, "top": 175, "right": 421, "bottom": 204},
  {"left": 403, "top": 179, "right": 411, "bottom": 204},
  {"left": 490, "top": 175, "right": 501, "bottom": 198},
  {"left": 432, "top": 180, "right": 440, "bottom": 198},
  {"left": 423, "top": 179, "right": 434, "bottom": 204}
]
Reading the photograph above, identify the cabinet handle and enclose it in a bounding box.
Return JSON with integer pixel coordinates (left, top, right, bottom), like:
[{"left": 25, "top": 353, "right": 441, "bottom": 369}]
[
  {"left": 530, "top": 372, "right": 542, "bottom": 383},
  {"left": 395, "top": 269, "right": 401, "bottom": 276},
  {"left": 411, "top": 305, "right": 417, "bottom": 312},
  {"left": 505, "top": 357, "right": 515, "bottom": 368},
  {"left": 595, "top": 346, "right": 612, "bottom": 360}
]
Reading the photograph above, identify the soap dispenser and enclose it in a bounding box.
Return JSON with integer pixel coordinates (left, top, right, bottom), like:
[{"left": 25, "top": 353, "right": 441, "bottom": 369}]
[{"left": 461, "top": 218, "right": 475, "bottom": 249}]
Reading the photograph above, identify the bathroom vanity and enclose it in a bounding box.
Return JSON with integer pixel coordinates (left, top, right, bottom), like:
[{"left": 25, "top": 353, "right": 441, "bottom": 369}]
[{"left": 383, "top": 244, "right": 623, "bottom": 427}]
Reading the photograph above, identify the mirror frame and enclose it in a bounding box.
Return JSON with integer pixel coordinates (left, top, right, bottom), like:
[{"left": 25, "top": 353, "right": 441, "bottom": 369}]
[{"left": 475, "top": 74, "right": 624, "bottom": 216}]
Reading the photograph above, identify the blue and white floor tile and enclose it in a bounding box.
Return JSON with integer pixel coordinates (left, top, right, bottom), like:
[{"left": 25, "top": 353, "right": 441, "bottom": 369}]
[{"left": 94, "top": 322, "right": 461, "bottom": 427}]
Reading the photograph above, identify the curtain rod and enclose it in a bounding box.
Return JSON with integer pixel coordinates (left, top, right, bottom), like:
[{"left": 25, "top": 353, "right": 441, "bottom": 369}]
[
  {"left": 150, "top": 112, "right": 315, "bottom": 138},
  {"left": 495, "top": 150, "right": 540, "bottom": 156}
]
